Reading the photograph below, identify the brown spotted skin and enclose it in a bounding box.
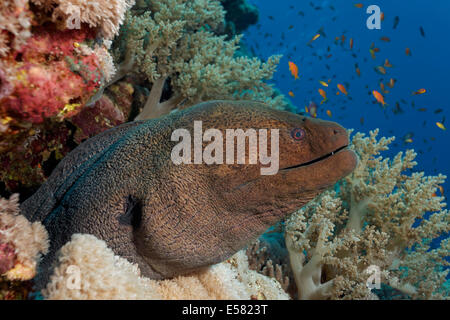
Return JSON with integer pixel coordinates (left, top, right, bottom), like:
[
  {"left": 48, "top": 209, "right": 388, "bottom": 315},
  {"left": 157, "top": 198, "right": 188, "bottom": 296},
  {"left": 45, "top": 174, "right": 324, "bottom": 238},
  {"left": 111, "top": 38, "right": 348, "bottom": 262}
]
[{"left": 21, "top": 100, "right": 357, "bottom": 286}]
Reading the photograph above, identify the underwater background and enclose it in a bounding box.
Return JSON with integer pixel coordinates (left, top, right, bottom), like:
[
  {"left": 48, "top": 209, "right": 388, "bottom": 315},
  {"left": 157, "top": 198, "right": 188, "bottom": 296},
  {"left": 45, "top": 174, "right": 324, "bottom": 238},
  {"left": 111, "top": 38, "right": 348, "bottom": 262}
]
[
  {"left": 0, "top": 0, "right": 448, "bottom": 300},
  {"left": 244, "top": 0, "right": 449, "bottom": 194}
]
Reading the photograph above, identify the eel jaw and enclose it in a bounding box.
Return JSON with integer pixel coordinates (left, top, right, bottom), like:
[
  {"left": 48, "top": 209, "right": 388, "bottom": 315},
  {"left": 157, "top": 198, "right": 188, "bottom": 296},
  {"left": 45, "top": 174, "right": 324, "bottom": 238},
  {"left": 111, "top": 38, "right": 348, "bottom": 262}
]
[{"left": 280, "top": 144, "right": 349, "bottom": 171}]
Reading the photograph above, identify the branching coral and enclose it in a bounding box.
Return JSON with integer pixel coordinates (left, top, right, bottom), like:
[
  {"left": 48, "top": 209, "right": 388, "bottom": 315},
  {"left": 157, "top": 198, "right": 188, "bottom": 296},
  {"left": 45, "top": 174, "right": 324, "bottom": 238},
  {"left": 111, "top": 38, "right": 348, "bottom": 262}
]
[
  {"left": 43, "top": 234, "right": 289, "bottom": 300},
  {"left": 284, "top": 129, "right": 449, "bottom": 300},
  {"left": 110, "top": 0, "right": 287, "bottom": 120}
]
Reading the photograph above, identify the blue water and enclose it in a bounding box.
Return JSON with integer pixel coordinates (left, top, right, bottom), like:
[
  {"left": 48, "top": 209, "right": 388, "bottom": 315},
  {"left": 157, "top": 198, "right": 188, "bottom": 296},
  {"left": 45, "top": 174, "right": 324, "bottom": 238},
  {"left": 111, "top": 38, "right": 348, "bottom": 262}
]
[{"left": 243, "top": 0, "right": 449, "bottom": 196}]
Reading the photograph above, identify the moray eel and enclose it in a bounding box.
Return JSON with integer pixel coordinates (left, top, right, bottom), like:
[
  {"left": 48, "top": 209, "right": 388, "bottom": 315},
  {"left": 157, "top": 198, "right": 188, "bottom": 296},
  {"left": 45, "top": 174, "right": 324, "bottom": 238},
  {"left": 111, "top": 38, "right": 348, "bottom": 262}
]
[{"left": 21, "top": 100, "right": 357, "bottom": 285}]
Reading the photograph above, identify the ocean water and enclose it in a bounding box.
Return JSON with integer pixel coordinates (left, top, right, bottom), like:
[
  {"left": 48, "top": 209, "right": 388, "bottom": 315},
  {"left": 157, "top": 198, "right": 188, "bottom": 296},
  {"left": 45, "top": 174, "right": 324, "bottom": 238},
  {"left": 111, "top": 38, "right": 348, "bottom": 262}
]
[{"left": 243, "top": 0, "right": 449, "bottom": 196}]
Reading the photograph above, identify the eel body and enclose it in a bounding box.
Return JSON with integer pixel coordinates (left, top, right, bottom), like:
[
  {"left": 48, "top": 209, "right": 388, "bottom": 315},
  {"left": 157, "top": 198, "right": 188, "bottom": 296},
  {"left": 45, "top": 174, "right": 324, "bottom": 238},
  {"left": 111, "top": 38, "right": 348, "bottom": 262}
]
[{"left": 21, "top": 100, "right": 357, "bottom": 284}]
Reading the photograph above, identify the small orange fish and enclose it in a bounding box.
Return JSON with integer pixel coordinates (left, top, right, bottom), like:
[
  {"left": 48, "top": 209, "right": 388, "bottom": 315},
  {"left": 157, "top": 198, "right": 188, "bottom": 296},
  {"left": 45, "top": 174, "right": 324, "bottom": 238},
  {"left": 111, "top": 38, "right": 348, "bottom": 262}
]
[
  {"left": 380, "top": 82, "right": 386, "bottom": 92},
  {"left": 380, "top": 12, "right": 385, "bottom": 21},
  {"left": 384, "top": 59, "right": 393, "bottom": 68},
  {"left": 375, "top": 66, "right": 387, "bottom": 75},
  {"left": 405, "top": 48, "right": 411, "bottom": 56},
  {"left": 404, "top": 138, "right": 413, "bottom": 143},
  {"left": 288, "top": 91, "right": 295, "bottom": 97},
  {"left": 337, "top": 84, "right": 348, "bottom": 95},
  {"left": 373, "top": 90, "right": 387, "bottom": 106},
  {"left": 373, "top": 47, "right": 380, "bottom": 53},
  {"left": 319, "top": 81, "right": 328, "bottom": 87},
  {"left": 288, "top": 61, "right": 299, "bottom": 80},
  {"left": 369, "top": 49, "right": 376, "bottom": 59},
  {"left": 380, "top": 36, "right": 390, "bottom": 42},
  {"left": 350, "top": 38, "right": 354, "bottom": 50},
  {"left": 354, "top": 3, "right": 363, "bottom": 8},
  {"left": 318, "top": 88, "right": 328, "bottom": 104},
  {"left": 336, "top": 91, "right": 340, "bottom": 95},
  {"left": 412, "top": 88, "right": 426, "bottom": 95},
  {"left": 326, "top": 110, "right": 332, "bottom": 117},
  {"left": 439, "top": 185, "right": 444, "bottom": 195}
]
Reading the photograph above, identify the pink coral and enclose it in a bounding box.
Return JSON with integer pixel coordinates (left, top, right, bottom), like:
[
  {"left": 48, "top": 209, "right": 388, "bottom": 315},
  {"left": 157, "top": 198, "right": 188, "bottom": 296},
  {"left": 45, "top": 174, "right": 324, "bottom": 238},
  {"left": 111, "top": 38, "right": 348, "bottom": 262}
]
[{"left": 0, "top": 2, "right": 132, "bottom": 191}]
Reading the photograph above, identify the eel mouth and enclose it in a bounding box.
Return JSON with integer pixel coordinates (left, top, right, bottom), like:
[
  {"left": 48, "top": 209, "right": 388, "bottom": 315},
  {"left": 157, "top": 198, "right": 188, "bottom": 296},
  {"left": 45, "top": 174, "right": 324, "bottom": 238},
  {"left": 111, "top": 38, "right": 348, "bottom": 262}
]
[{"left": 280, "top": 144, "right": 349, "bottom": 171}]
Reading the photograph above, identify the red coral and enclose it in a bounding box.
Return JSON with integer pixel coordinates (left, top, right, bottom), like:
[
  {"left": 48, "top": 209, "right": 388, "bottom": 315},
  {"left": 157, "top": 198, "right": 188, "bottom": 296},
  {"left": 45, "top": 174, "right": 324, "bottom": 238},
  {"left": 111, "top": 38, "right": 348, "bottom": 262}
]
[{"left": 0, "top": 25, "right": 102, "bottom": 124}]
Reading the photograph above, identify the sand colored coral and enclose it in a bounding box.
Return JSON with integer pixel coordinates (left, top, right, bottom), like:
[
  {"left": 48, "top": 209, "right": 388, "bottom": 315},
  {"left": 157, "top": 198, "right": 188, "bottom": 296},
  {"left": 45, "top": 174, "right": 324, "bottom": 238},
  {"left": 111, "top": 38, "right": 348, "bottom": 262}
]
[
  {"left": 43, "top": 234, "right": 289, "bottom": 300},
  {"left": 0, "top": 194, "right": 49, "bottom": 281},
  {"left": 284, "top": 129, "right": 449, "bottom": 300},
  {"left": 30, "top": 0, "right": 135, "bottom": 39}
]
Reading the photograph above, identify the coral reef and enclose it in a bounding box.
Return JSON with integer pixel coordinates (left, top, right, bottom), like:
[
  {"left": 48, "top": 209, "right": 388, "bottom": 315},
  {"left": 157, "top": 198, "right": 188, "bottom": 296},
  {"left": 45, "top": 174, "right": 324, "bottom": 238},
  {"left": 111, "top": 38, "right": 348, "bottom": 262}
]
[
  {"left": 0, "top": 0, "right": 133, "bottom": 192},
  {"left": 0, "top": 194, "right": 48, "bottom": 299},
  {"left": 283, "top": 129, "right": 449, "bottom": 299},
  {"left": 43, "top": 234, "right": 289, "bottom": 300},
  {"left": 1, "top": 129, "right": 448, "bottom": 300},
  {"left": 70, "top": 80, "right": 134, "bottom": 143},
  {"left": 109, "top": 0, "right": 287, "bottom": 120},
  {"left": 0, "top": 0, "right": 286, "bottom": 193}
]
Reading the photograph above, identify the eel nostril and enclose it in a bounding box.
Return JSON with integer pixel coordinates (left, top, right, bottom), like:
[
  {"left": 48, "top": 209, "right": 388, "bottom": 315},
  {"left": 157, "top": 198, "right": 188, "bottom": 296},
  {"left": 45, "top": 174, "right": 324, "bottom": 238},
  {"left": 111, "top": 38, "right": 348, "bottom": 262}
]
[{"left": 333, "top": 129, "right": 339, "bottom": 135}]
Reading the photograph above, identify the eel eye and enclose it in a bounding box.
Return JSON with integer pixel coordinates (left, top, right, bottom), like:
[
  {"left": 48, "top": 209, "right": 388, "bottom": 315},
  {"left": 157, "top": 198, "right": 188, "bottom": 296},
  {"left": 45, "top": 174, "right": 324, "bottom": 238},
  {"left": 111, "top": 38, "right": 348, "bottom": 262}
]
[{"left": 291, "top": 128, "right": 306, "bottom": 141}]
